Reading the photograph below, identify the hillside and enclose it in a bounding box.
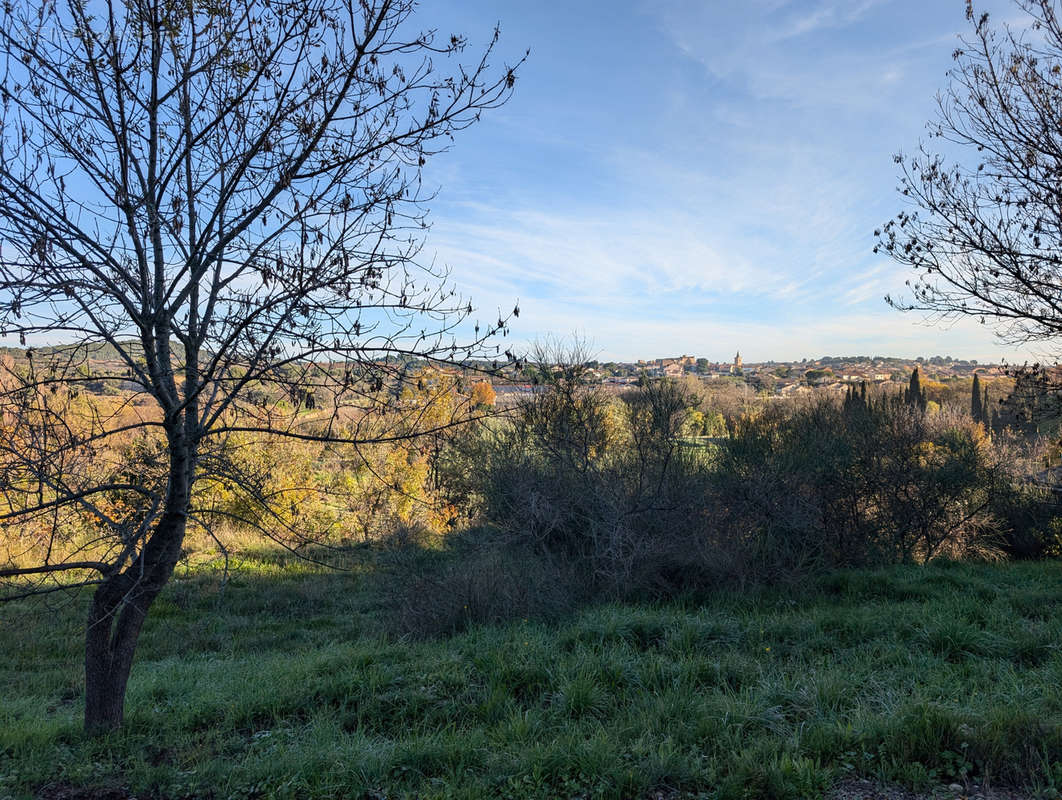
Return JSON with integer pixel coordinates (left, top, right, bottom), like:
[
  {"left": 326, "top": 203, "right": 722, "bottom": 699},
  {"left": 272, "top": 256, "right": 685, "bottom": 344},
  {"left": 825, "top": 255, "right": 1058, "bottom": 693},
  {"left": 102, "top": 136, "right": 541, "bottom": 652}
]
[{"left": 2, "top": 552, "right": 1061, "bottom": 799}]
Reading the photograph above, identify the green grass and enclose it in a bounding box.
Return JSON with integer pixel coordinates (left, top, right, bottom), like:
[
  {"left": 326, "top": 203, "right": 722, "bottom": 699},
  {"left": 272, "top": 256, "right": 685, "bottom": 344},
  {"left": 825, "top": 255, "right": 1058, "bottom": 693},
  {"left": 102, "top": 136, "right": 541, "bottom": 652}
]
[{"left": 2, "top": 556, "right": 1062, "bottom": 799}]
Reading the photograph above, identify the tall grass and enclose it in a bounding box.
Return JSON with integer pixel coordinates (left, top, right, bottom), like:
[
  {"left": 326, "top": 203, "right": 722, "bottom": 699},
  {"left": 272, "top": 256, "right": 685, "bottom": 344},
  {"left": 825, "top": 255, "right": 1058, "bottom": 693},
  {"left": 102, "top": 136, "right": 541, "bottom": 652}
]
[{"left": 2, "top": 554, "right": 1062, "bottom": 799}]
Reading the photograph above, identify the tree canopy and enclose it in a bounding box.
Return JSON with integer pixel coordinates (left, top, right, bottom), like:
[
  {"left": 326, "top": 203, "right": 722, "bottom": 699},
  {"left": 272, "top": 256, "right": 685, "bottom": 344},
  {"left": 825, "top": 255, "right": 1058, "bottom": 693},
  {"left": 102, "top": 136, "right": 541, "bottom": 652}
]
[
  {"left": 878, "top": 1, "right": 1062, "bottom": 349},
  {"left": 0, "top": 0, "right": 523, "bottom": 731}
]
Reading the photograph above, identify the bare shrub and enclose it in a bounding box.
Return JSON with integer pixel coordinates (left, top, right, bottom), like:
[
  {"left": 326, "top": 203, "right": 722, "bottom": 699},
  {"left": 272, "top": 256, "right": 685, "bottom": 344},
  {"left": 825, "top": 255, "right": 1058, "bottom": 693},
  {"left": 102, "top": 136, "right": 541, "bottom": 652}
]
[
  {"left": 451, "top": 345, "right": 719, "bottom": 598},
  {"left": 377, "top": 522, "right": 442, "bottom": 552},
  {"left": 382, "top": 534, "right": 583, "bottom": 637}
]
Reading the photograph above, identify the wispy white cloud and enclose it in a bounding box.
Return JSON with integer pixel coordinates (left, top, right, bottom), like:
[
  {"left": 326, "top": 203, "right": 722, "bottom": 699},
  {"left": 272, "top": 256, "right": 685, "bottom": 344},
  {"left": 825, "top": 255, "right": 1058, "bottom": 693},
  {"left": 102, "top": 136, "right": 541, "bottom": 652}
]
[
  {"left": 428, "top": 199, "right": 1032, "bottom": 364},
  {"left": 420, "top": 0, "right": 1030, "bottom": 363},
  {"left": 431, "top": 203, "right": 792, "bottom": 306},
  {"left": 439, "top": 294, "right": 1029, "bottom": 365},
  {"left": 768, "top": 0, "right": 888, "bottom": 42}
]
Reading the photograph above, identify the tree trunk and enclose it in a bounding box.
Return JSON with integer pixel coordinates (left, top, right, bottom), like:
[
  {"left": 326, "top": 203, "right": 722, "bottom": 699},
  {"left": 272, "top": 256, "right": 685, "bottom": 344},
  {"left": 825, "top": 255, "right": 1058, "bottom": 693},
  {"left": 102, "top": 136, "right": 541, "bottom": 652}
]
[
  {"left": 84, "top": 568, "right": 160, "bottom": 732},
  {"left": 83, "top": 442, "right": 193, "bottom": 733},
  {"left": 84, "top": 589, "right": 142, "bottom": 732}
]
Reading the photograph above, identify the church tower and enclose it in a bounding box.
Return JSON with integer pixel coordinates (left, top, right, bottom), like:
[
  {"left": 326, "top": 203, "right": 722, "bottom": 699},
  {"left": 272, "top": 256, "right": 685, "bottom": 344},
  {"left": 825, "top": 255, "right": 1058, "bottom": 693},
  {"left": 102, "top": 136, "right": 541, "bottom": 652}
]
[{"left": 731, "top": 351, "right": 743, "bottom": 375}]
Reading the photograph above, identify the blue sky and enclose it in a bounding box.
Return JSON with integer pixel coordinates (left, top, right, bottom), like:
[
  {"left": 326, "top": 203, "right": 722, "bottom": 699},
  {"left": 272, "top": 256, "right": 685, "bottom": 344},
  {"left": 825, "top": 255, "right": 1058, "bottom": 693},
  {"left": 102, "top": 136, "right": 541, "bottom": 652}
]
[{"left": 415, "top": 0, "right": 1036, "bottom": 364}]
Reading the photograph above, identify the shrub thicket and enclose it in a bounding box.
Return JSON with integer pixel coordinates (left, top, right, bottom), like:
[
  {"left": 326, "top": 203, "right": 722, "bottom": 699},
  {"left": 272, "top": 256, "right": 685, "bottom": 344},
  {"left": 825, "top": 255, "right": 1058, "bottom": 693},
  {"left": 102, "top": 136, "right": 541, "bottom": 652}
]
[
  {"left": 441, "top": 368, "right": 720, "bottom": 599},
  {"left": 716, "top": 398, "right": 1011, "bottom": 578},
  {"left": 435, "top": 370, "right": 1051, "bottom": 619}
]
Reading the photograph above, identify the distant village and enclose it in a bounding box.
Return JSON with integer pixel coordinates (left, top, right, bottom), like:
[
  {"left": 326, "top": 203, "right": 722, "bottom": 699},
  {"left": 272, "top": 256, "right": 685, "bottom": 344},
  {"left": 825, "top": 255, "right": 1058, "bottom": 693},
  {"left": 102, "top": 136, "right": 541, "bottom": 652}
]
[
  {"left": 492, "top": 352, "right": 1007, "bottom": 401},
  {"left": 0, "top": 343, "right": 1011, "bottom": 407}
]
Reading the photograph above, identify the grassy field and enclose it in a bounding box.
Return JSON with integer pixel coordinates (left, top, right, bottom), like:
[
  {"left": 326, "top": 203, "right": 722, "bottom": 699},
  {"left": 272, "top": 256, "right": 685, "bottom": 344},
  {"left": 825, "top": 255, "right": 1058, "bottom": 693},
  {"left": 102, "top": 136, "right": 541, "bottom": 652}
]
[{"left": 2, "top": 552, "right": 1062, "bottom": 800}]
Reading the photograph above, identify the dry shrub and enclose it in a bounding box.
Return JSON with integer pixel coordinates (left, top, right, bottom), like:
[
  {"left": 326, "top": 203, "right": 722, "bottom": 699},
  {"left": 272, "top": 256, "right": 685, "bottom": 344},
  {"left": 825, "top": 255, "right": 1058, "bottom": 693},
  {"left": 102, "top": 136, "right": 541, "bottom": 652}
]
[
  {"left": 456, "top": 367, "right": 721, "bottom": 599},
  {"left": 383, "top": 534, "right": 584, "bottom": 637},
  {"left": 377, "top": 521, "right": 441, "bottom": 551}
]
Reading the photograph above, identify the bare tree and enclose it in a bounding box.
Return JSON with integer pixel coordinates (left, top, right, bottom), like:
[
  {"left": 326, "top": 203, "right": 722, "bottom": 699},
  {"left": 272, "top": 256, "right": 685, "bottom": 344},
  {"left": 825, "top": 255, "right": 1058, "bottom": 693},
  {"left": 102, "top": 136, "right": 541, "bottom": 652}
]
[
  {"left": 878, "top": 1, "right": 1062, "bottom": 347},
  {"left": 0, "top": 0, "right": 523, "bottom": 732}
]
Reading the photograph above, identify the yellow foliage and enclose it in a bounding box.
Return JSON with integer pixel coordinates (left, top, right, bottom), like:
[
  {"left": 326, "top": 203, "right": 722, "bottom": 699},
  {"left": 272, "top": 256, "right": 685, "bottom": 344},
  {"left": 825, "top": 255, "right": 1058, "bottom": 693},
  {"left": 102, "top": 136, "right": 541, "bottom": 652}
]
[{"left": 469, "top": 381, "right": 496, "bottom": 408}]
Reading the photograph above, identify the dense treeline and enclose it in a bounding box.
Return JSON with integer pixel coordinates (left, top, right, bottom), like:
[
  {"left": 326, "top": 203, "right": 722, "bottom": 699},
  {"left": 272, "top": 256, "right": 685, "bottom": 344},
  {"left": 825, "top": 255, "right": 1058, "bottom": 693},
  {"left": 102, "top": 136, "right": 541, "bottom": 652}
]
[
  {"left": 5, "top": 352, "right": 1060, "bottom": 636},
  {"left": 378, "top": 360, "right": 1060, "bottom": 634},
  {"left": 0, "top": 363, "right": 482, "bottom": 581}
]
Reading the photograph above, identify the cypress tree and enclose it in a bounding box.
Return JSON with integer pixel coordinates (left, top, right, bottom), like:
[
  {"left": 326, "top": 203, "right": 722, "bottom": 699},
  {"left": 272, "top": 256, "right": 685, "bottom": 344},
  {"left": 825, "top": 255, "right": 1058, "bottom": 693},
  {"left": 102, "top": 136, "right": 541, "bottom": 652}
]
[
  {"left": 971, "top": 373, "right": 983, "bottom": 423},
  {"left": 906, "top": 367, "right": 927, "bottom": 411}
]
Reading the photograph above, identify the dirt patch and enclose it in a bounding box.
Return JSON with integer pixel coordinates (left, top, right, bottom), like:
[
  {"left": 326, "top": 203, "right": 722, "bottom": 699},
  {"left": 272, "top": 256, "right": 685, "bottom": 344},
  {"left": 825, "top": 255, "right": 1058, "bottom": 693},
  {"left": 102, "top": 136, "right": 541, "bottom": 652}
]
[
  {"left": 828, "top": 777, "right": 1044, "bottom": 800},
  {"left": 36, "top": 784, "right": 140, "bottom": 800}
]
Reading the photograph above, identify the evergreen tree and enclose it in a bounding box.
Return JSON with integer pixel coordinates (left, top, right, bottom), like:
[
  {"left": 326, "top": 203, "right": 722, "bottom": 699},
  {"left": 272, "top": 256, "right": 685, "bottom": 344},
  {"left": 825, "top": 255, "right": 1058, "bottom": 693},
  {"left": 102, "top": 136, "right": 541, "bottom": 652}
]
[
  {"left": 971, "top": 373, "right": 983, "bottom": 423},
  {"left": 906, "top": 367, "right": 927, "bottom": 411},
  {"left": 844, "top": 381, "right": 870, "bottom": 415}
]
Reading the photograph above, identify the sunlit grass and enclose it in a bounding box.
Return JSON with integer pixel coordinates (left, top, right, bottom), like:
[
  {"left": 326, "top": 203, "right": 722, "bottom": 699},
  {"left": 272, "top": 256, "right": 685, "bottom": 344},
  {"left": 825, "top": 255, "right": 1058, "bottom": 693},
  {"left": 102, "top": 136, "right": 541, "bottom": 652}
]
[{"left": 2, "top": 555, "right": 1061, "bottom": 799}]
